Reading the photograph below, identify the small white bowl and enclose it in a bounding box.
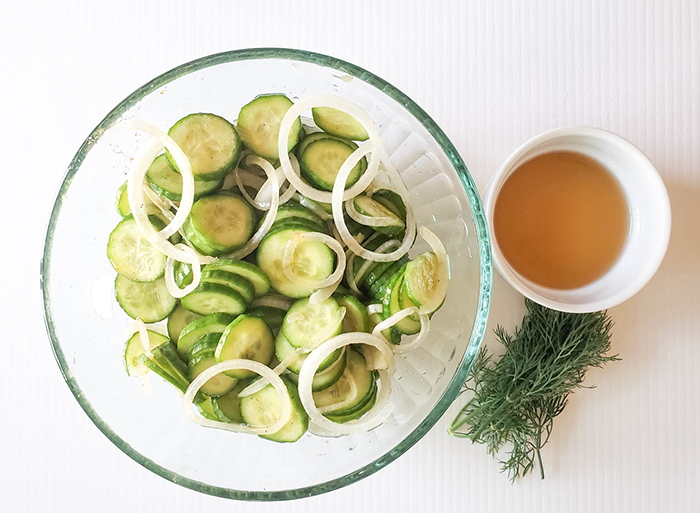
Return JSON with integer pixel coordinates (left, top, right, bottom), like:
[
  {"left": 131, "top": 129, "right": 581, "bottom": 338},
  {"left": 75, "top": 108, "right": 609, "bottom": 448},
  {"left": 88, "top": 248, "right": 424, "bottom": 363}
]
[{"left": 484, "top": 127, "right": 671, "bottom": 313}]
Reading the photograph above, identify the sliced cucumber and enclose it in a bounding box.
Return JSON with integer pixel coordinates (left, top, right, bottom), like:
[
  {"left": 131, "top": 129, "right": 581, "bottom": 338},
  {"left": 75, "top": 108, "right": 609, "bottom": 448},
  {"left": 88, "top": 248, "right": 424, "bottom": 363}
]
[
  {"left": 237, "top": 94, "right": 302, "bottom": 160},
  {"left": 260, "top": 201, "right": 326, "bottom": 232},
  {"left": 200, "top": 270, "right": 255, "bottom": 306},
  {"left": 295, "top": 194, "right": 333, "bottom": 215},
  {"left": 312, "top": 107, "right": 369, "bottom": 141},
  {"left": 177, "top": 313, "right": 235, "bottom": 359},
  {"left": 383, "top": 272, "right": 421, "bottom": 335},
  {"left": 353, "top": 195, "right": 405, "bottom": 236},
  {"left": 196, "top": 396, "right": 219, "bottom": 421},
  {"left": 167, "top": 304, "right": 202, "bottom": 343},
  {"left": 187, "top": 332, "right": 222, "bottom": 361},
  {"left": 115, "top": 181, "right": 131, "bottom": 216},
  {"left": 368, "top": 304, "right": 401, "bottom": 345},
  {"left": 115, "top": 274, "right": 176, "bottom": 323},
  {"left": 151, "top": 341, "right": 190, "bottom": 387},
  {"left": 167, "top": 113, "right": 240, "bottom": 181},
  {"left": 211, "top": 380, "right": 248, "bottom": 423},
  {"left": 173, "top": 261, "right": 193, "bottom": 288},
  {"left": 300, "top": 138, "right": 366, "bottom": 191},
  {"left": 123, "top": 330, "right": 169, "bottom": 377},
  {"left": 269, "top": 217, "right": 329, "bottom": 236},
  {"left": 240, "top": 376, "right": 308, "bottom": 443},
  {"left": 247, "top": 306, "right": 286, "bottom": 334},
  {"left": 404, "top": 252, "right": 444, "bottom": 314},
  {"left": 369, "top": 259, "right": 409, "bottom": 299},
  {"left": 274, "top": 331, "right": 342, "bottom": 374},
  {"left": 137, "top": 353, "right": 190, "bottom": 394},
  {"left": 188, "top": 352, "right": 238, "bottom": 397},
  {"left": 286, "top": 347, "right": 347, "bottom": 392},
  {"left": 183, "top": 194, "right": 255, "bottom": 255},
  {"left": 215, "top": 315, "right": 274, "bottom": 379},
  {"left": 335, "top": 295, "right": 370, "bottom": 333},
  {"left": 398, "top": 278, "right": 421, "bottom": 323},
  {"left": 313, "top": 349, "right": 375, "bottom": 417},
  {"left": 147, "top": 154, "right": 222, "bottom": 202},
  {"left": 201, "top": 259, "right": 270, "bottom": 298},
  {"left": 181, "top": 282, "right": 247, "bottom": 316},
  {"left": 372, "top": 189, "right": 406, "bottom": 223},
  {"left": 108, "top": 215, "right": 166, "bottom": 282},
  {"left": 325, "top": 385, "right": 377, "bottom": 423},
  {"left": 257, "top": 226, "right": 334, "bottom": 298},
  {"left": 282, "top": 297, "right": 344, "bottom": 350}
]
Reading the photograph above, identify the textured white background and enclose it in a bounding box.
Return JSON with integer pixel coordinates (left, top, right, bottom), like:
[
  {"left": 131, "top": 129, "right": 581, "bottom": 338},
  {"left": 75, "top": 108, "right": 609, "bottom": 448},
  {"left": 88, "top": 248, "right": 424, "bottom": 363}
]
[{"left": 1, "top": 0, "right": 698, "bottom": 511}]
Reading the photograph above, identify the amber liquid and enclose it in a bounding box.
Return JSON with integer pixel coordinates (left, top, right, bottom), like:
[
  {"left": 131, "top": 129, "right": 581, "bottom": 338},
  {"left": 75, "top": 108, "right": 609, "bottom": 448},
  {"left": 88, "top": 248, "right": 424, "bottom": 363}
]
[{"left": 494, "top": 151, "right": 629, "bottom": 289}]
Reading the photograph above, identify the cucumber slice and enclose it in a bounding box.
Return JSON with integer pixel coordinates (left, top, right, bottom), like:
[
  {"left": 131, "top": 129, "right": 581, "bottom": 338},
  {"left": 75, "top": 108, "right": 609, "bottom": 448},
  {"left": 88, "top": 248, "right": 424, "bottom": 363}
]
[
  {"left": 403, "top": 252, "right": 444, "bottom": 314},
  {"left": 383, "top": 273, "right": 421, "bottom": 335},
  {"left": 215, "top": 315, "right": 274, "bottom": 379},
  {"left": 372, "top": 189, "right": 407, "bottom": 222},
  {"left": 247, "top": 305, "right": 286, "bottom": 334},
  {"left": 137, "top": 353, "right": 190, "bottom": 394},
  {"left": 196, "top": 397, "right": 219, "bottom": 421},
  {"left": 151, "top": 341, "right": 190, "bottom": 387},
  {"left": 368, "top": 304, "right": 401, "bottom": 345},
  {"left": 167, "top": 304, "right": 201, "bottom": 342},
  {"left": 282, "top": 297, "right": 344, "bottom": 350},
  {"left": 115, "top": 181, "right": 131, "bottom": 216},
  {"left": 257, "top": 226, "right": 334, "bottom": 298},
  {"left": 183, "top": 194, "right": 255, "bottom": 255},
  {"left": 274, "top": 331, "right": 342, "bottom": 374},
  {"left": 353, "top": 195, "right": 405, "bottom": 236},
  {"left": 269, "top": 217, "right": 329, "bottom": 235},
  {"left": 187, "top": 332, "right": 222, "bottom": 361},
  {"left": 325, "top": 386, "right": 377, "bottom": 423},
  {"left": 335, "top": 295, "right": 370, "bottom": 333},
  {"left": 108, "top": 215, "right": 166, "bottom": 282},
  {"left": 240, "top": 376, "right": 308, "bottom": 443},
  {"left": 311, "top": 107, "right": 369, "bottom": 141},
  {"left": 286, "top": 347, "right": 347, "bottom": 392},
  {"left": 147, "top": 154, "right": 222, "bottom": 202},
  {"left": 313, "top": 349, "right": 375, "bottom": 417},
  {"left": 300, "top": 138, "right": 366, "bottom": 191},
  {"left": 115, "top": 274, "right": 176, "bottom": 322},
  {"left": 369, "top": 259, "right": 409, "bottom": 299},
  {"left": 167, "top": 113, "right": 240, "bottom": 181},
  {"left": 237, "top": 94, "right": 302, "bottom": 160},
  {"left": 295, "top": 131, "right": 355, "bottom": 158},
  {"left": 398, "top": 279, "right": 421, "bottom": 323},
  {"left": 123, "top": 330, "right": 169, "bottom": 377},
  {"left": 181, "top": 282, "right": 247, "bottom": 316},
  {"left": 177, "top": 313, "right": 235, "bottom": 359},
  {"left": 295, "top": 194, "right": 333, "bottom": 215},
  {"left": 201, "top": 259, "right": 270, "bottom": 298},
  {"left": 260, "top": 202, "right": 326, "bottom": 233},
  {"left": 200, "top": 270, "right": 255, "bottom": 306},
  {"left": 188, "top": 352, "right": 238, "bottom": 397},
  {"left": 211, "top": 380, "right": 248, "bottom": 423}
]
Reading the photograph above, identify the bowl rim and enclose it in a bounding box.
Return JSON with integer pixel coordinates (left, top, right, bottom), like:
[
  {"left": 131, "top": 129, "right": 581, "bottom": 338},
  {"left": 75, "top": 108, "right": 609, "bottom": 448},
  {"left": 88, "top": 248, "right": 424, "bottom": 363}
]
[{"left": 40, "top": 47, "right": 492, "bottom": 501}]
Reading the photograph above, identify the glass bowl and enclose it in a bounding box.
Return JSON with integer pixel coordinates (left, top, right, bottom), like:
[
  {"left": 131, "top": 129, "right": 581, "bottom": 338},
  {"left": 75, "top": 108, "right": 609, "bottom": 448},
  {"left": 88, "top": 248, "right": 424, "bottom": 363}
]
[{"left": 41, "top": 48, "right": 491, "bottom": 500}]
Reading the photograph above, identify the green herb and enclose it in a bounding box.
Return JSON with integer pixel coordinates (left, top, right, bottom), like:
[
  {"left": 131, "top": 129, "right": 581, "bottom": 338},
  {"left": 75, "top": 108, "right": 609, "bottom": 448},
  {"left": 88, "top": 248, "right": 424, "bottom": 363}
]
[{"left": 449, "top": 299, "right": 619, "bottom": 482}]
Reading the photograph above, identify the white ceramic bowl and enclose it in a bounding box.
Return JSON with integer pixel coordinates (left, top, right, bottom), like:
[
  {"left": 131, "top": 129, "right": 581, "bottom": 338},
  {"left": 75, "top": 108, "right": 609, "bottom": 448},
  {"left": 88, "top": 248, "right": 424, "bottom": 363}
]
[{"left": 484, "top": 127, "right": 671, "bottom": 313}]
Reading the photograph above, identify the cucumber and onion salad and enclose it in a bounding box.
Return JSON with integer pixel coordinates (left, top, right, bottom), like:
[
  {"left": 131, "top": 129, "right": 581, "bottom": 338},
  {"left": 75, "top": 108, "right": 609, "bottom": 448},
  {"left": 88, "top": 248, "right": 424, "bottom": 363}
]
[{"left": 107, "top": 93, "right": 450, "bottom": 441}]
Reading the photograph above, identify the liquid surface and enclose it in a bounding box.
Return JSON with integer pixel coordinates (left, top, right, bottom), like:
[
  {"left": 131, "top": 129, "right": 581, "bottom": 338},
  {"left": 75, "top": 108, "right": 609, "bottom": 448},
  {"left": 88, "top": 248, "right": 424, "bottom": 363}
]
[{"left": 494, "top": 151, "right": 629, "bottom": 289}]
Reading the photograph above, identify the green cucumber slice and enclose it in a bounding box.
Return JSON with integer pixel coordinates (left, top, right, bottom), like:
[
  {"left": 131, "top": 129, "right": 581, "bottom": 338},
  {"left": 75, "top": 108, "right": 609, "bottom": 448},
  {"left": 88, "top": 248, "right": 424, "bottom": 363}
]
[
  {"left": 274, "top": 331, "right": 341, "bottom": 374},
  {"left": 313, "top": 349, "right": 375, "bottom": 417},
  {"left": 115, "top": 274, "right": 176, "bottom": 323},
  {"left": 123, "top": 330, "right": 169, "bottom": 377},
  {"left": 269, "top": 217, "right": 329, "bottom": 235},
  {"left": 262, "top": 201, "right": 324, "bottom": 227},
  {"left": 372, "top": 189, "right": 407, "bottom": 222},
  {"left": 183, "top": 194, "right": 255, "bottom": 255},
  {"left": 187, "top": 332, "right": 222, "bottom": 361},
  {"left": 282, "top": 297, "right": 344, "bottom": 350},
  {"left": 403, "top": 252, "right": 444, "bottom": 314},
  {"left": 335, "top": 295, "right": 370, "bottom": 333},
  {"left": 151, "top": 341, "right": 190, "bottom": 387},
  {"left": 257, "top": 226, "right": 334, "bottom": 298},
  {"left": 368, "top": 304, "right": 401, "bottom": 345},
  {"left": 115, "top": 181, "right": 131, "bottom": 216},
  {"left": 200, "top": 270, "right": 255, "bottom": 305},
  {"left": 353, "top": 195, "right": 405, "bottom": 236},
  {"left": 369, "top": 259, "right": 408, "bottom": 299},
  {"left": 237, "top": 94, "right": 302, "bottom": 160},
  {"left": 211, "top": 381, "right": 248, "bottom": 423},
  {"left": 325, "top": 385, "right": 377, "bottom": 423},
  {"left": 240, "top": 376, "right": 308, "bottom": 443},
  {"left": 201, "top": 259, "right": 270, "bottom": 298},
  {"left": 137, "top": 353, "right": 190, "bottom": 394},
  {"left": 246, "top": 306, "right": 286, "bottom": 334},
  {"left": 286, "top": 347, "right": 347, "bottom": 392},
  {"left": 167, "top": 304, "right": 201, "bottom": 342},
  {"left": 300, "top": 138, "right": 366, "bottom": 191},
  {"left": 383, "top": 273, "right": 421, "bottom": 335},
  {"left": 196, "top": 397, "right": 219, "bottom": 421},
  {"left": 107, "top": 215, "right": 166, "bottom": 282},
  {"left": 181, "top": 282, "right": 247, "bottom": 316},
  {"left": 147, "top": 154, "right": 222, "bottom": 202},
  {"left": 311, "top": 107, "right": 369, "bottom": 141},
  {"left": 177, "top": 313, "right": 235, "bottom": 359},
  {"left": 188, "top": 352, "right": 238, "bottom": 397},
  {"left": 215, "top": 315, "right": 274, "bottom": 379},
  {"left": 167, "top": 113, "right": 240, "bottom": 181}
]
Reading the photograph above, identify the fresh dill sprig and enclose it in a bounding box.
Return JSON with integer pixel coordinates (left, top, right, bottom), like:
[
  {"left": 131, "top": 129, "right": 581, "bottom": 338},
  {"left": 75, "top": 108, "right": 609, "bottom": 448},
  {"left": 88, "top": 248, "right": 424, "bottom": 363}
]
[{"left": 448, "top": 299, "right": 619, "bottom": 482}]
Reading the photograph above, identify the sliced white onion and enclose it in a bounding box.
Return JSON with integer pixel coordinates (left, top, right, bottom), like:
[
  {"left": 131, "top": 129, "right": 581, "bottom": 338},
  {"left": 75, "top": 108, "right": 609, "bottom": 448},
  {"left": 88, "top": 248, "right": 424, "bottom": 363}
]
[
  {"left": 135, "top": 319, "right": 153, "bottom": 358},
  {"left": 237, "top": 352, "right": 302, "bottom": 398},
  {"left": 164, "top": 244, "right": 202, "bottom": 298},
  {"left": 118, "top": 120, "right": 194, "bottom": 241},
  {"left": 317, "top": 368, "right": 358, "bottom": 414},
  {"left": 182, "top": 359, "right": 291, "bottom": 435},
  {"left": 297, "top": 332, "right": 395, "bottom": 435},
  {"left": 345, "top": 252, "right": 360, "bottom": 295},
  {"left": 417, "top": 227, "right": 450, "bottom": 314},
  {"left": 235, "top": 169, "right": 268, "bottom": 210},
  {"left": 282, "top": 232, "right": 346, "bottom": 290},
  {"left": 345, "top": 198, "right": 398, "bottom": 227},
  {"left": 223, "top": 155, "right": 279, "bottom": 260},
  {"left": 250, "top": 295, "right": 294, "bottom": 311},
  {"left": 367, "top": 304, "right": 383, "bottom": 315},
  {"left": 295, "top": 194, "right": 333, "bottom": 221},
  {"left": 372, "top": 306, "right": 431, "bottom": 354},
  {"left": 278, "top": 95, "right": 382, "bottom": 203}
]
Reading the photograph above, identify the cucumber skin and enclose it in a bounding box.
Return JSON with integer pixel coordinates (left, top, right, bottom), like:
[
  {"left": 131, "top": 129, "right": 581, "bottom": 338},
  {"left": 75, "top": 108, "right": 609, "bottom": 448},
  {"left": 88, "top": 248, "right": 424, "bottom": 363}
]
[
  {"left": 259, "top": 377, "right": 309, "bottom": 443},
  {"left": 181, "top": 282, "right": 248, "bottom": 316}
]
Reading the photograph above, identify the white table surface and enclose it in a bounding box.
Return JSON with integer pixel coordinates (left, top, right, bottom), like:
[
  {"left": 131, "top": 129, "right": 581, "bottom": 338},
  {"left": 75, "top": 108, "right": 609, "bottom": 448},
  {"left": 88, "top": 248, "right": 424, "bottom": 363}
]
[{"left": 2, "top": 0, "right": 698, "bottom": 511}]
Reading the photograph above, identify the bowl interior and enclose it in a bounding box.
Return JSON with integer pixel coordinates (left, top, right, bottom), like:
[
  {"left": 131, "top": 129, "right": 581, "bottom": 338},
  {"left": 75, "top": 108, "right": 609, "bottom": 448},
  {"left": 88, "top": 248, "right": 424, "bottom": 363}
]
[{"left": 42, "top": 49, "right": 491, "bottom": 500}]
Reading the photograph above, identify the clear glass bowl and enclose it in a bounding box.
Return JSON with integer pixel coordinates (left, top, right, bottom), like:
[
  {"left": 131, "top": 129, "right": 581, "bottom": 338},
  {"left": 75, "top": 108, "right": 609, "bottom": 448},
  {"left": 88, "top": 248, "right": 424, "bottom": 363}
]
[{"left": 41, "top": 49, "right": 492, "bottom": 500}]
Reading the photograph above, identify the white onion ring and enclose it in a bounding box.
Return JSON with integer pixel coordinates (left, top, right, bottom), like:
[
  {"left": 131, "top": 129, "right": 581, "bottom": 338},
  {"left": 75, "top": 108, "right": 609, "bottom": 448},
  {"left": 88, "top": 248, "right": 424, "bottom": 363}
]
[
  {"left": 372, "top": 306, "right": 431, "bottom": 354},
  {"left": 235, "top": 169, "right": 269, "bottom": 210},
  {"left": 278, "top": 95, "right": 382, "bottom": 203},
  {"left": 182, "top": 359, "right": 291, "bottom": 435},
  {"left": 295, "top": 194, "right": 333, "bottom": 221},
  {"left": 164, "top": 244, "right": 202, "bottom": 298},
  {"left": 345, "top": 198, "right": 398, "bottom": 227},
  {"left": 417, "top": 227, "right": 450, "bottom": 314},
  {"left": 250, "top": 295, "right": 294, "bottom": 311},
  {"left": 297, "top": 332, "right": 395, "bottom": 435},
  {"left": 237, "top": 352, "right": 302, "bottom": 399},
  {"left": 282, "top": 232, "right": 346, "bottom": 290},
  {"left": 367, "top": 304, "right": 383, "bottom": 315},
  {"left": 223, "top": 155, "right": 279, "bottom": 260}
]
